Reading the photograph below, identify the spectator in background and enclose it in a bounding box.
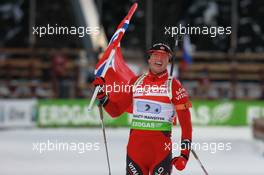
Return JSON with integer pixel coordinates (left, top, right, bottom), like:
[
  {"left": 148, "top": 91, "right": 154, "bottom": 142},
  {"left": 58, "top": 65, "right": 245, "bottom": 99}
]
[
  {"left": 51, "top": 51, "right": 68, "bottom": 98},
  {"left": 76, "top": 50, "right": 96, "bottom": 98},
  {"left": 76, "top": 48, "right": 100, "bottom": 98},
  {"left": 197, "top": 67, "right": 210, "bottom": 99},
  {"left": 89, "top": 47, "right": 103, "bottom": 83}
]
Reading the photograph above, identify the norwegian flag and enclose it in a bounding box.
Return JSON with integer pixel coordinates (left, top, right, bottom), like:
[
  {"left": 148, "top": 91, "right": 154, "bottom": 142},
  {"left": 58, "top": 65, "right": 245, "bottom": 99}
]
[
  {"left": 93, "top": 3, "right": 137, "bottom": 102},
  {"left": 94, "top": 3, "right": 137, "bottom": 77}
]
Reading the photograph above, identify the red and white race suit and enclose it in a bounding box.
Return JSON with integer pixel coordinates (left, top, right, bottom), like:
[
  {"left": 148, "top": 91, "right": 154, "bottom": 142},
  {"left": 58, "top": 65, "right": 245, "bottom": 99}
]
[{"left": 103, "top": 70, "right": 192, "bottom": 175}]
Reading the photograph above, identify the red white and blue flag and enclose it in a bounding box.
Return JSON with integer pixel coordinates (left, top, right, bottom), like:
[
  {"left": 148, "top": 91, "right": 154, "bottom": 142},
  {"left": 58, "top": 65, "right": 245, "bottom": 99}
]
[
  {"left": 94, "top": 3, "right": 137, "bottom": 77},
  {"left": 93, "top": 3, "right": 137, "bottom": 102},
  {"left": 182, "top": 35, "right": 192, "bottom": 65},
  {"left": 179, "top": 34, "right": 193, "bottom": 71}
]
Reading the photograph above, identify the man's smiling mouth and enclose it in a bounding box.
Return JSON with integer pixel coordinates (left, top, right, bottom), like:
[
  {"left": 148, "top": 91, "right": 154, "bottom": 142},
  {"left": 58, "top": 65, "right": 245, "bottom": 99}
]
[{"left": 155, "top": 61, "right": 162, "bottom": 66}]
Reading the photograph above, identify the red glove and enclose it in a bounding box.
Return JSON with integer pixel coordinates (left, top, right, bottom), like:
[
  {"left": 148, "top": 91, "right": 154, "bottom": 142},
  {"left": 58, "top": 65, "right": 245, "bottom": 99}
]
[
  {"left": 171, "top": 155, "right": 188, "bottom": 171},
  {"left": 92, "top": 76, "right": 108, "bottom": 105},
  {"left": 171, "top": 139, "right": 191, "bottom": 171},
  {"left": 92, "top": 76, "right": 105, "bottom": 87}
]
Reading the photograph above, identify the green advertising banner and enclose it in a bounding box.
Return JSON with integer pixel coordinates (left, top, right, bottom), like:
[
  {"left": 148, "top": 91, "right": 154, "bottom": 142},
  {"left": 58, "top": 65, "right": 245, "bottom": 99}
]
[
  {"left": 191, "top": 100, "right": 264, "bottom": 126},
  {"left": 37, "top": 99, "right": 130, "bottom": 127},
  {"left": 37, "top": 99, "right": 264, "bottom": 127}
]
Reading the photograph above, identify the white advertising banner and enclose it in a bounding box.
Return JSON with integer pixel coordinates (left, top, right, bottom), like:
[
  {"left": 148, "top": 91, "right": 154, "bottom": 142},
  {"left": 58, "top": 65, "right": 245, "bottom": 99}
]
[{"left": 0, "top": 99, "right": 36, "bottom": 128}]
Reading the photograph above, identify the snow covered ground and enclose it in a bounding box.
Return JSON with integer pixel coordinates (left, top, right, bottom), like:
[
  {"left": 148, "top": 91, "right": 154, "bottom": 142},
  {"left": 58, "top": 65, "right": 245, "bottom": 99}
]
[{"left": 0, "top": 127, "right": 263, "bottom": 175}]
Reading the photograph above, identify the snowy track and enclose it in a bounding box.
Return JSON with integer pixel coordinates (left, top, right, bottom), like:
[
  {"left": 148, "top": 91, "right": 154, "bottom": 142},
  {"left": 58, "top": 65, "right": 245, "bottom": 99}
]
[{"left": 0, "top": 127, "right": 263, "bottom": 175}]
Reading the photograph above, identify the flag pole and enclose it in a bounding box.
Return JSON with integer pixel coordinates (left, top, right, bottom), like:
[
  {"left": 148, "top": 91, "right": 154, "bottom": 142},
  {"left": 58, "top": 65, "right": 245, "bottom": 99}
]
[
  {"left": 88, "top": 3, "right": 138, "bottom": 111},
  {"left": 88, "top": 49, "right": 116, "bottom": 111}
]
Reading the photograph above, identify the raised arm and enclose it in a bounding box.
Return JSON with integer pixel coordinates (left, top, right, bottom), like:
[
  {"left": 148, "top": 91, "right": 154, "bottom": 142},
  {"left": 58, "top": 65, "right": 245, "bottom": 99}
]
[{"left": 92, "top": 76, "right": 138, "bottom": 118}]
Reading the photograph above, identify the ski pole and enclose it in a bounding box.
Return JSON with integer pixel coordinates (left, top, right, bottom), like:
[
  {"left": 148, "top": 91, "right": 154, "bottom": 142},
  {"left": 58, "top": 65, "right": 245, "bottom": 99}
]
[
  {"left": 171, "top": 35, "right": 209, "bottom": 175},
  {"left": 98, "top": 104, "right": 112, "bottom": 175},
  {"left": 169, "top": 35, "right": 178, "bottom": 76},
  {"left": 191, "top": 150, "right": 209, "bottom": 175}
]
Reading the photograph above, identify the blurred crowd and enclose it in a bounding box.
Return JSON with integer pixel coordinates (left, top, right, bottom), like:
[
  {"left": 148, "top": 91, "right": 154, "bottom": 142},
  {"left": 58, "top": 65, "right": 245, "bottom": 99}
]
[
  {"left": 0, "top": 49, "right": 264, "bottom": 100},
  {"left": 0, "top": 0, "right": 264, "bottom": 100}
]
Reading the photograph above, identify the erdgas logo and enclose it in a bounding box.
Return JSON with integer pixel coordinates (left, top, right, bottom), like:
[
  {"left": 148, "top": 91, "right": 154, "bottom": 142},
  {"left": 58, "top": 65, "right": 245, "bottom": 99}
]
[
  {"left": 212, "top": 103, "right": 234, "bottom": 122},
  {"left": 191, "top": 102, "right": 234, "bottom": 125},
  {"left": 132, "top": 121, "right": 155, "bottom": 128}
]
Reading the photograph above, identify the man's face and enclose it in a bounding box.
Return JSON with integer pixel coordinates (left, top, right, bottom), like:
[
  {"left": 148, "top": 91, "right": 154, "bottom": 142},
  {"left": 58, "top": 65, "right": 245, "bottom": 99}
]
[{"left": 148, "top": 51, "right": 170, "bottom": 74}]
